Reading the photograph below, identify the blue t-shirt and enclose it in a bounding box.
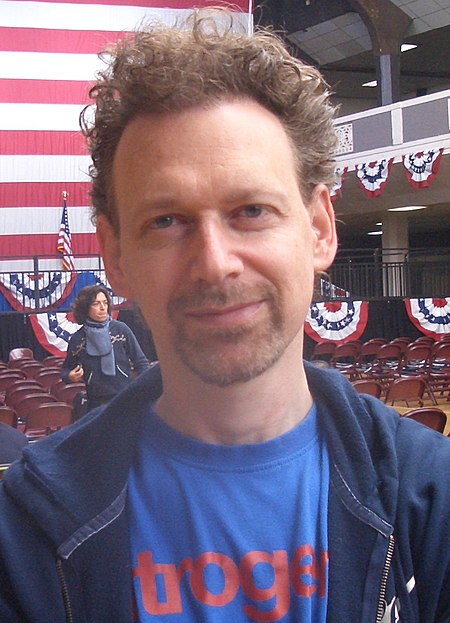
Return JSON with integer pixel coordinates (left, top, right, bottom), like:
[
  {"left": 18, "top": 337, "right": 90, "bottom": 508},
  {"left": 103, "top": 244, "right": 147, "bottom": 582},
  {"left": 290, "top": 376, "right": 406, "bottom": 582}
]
[{"left": 128, "top": 405, "right": 329, "bottom": 622}]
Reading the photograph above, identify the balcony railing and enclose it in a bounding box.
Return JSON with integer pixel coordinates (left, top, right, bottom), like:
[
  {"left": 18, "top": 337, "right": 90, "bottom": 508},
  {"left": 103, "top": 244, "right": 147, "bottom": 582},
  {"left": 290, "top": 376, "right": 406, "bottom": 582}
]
[
  {"left": 0, "top": 248, "right": 449, "bottom": 314},
  {"left": 326, "top": 247, "right": 450, "bottom": 300}
]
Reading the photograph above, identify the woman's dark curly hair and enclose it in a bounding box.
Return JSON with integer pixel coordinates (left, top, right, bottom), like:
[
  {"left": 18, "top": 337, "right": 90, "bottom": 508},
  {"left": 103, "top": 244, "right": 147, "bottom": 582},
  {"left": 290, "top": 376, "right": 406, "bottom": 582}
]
[
  {"left": 72, "top": 285, "right": 112, "bottom": 325},
  {"left": 81, "top": 8, "right": 338, "bottom": 231}
]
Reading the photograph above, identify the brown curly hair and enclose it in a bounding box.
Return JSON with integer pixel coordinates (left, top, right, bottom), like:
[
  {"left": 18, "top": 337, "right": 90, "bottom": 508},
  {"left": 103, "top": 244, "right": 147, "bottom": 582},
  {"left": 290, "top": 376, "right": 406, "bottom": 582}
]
[
  {"left": 81, "top": 8, "right": 338, "bottom": 231},
  {"left": 72, "top": 285, "right": 112, "bottom": 325}
]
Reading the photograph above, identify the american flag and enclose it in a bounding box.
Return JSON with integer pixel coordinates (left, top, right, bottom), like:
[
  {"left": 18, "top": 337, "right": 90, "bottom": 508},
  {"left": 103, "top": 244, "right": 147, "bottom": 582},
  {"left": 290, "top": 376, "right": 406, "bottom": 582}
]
[
  {"left": 57, "top": 192, "right": 75, "bottom": 271},
  {"left": 0, "top": 0, "right": 252, "bottom": 269}
]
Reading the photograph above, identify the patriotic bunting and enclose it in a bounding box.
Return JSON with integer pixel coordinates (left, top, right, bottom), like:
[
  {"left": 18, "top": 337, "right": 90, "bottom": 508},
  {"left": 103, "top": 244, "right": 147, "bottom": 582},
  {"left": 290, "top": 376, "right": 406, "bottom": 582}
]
[
  {"left": 355, "top": 159, "right": 393, "bottom": 197},
  {"left": 30, "top": 313, "right": 82, "bottom": 356},
  {"left": 0, "top": 271, "right": 126, "bottom": 312},
  {"left": 403, "top": 149, "right": 443, "bottom": 189},
  {"left": 305, "top": 300, "right": 369, "bottom": 344},
  {"left": 0, "top": 271, "right": 76, "bottom": 312},
  {"left": 405, "top": 298, "right": 450, "bottom": 338},
  {"left": 330, "top": 166, "right": 348, "bottom": 203}
]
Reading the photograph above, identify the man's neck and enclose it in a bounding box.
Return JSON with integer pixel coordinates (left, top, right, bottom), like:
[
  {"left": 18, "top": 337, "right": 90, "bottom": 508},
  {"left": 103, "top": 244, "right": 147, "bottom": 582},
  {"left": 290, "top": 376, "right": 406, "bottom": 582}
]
[{"left": 154, "top": 353, "right": 312, "bottom": 445}]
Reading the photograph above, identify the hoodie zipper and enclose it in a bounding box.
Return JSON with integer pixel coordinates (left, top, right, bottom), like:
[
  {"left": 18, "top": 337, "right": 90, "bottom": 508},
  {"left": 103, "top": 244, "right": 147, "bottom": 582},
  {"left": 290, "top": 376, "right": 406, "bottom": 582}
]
[
  {"left": 56, "top": 558, "right": 74, "bottom": 623},
  {"left": 375, "top": 534, "right": 395, "bottom": 623}
]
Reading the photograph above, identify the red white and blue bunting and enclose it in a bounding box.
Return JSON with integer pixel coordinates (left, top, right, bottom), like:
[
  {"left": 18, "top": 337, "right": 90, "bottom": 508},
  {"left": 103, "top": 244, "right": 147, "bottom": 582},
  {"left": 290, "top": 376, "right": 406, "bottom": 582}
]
[
  {"left": 405, "top": 297, "right": 450, "bottom": 338},
  {"left": 330, "top": 166, "right": 348, "bottom": 203},
  {"left": 0, "top": 271, "right": 77, "bottom": 312},
  {"left": 355, "top": 159, "right": 394, "bottom": 197},
  {"left": 0, "top": 271, "right": 125, "bottom": 313},
  {"left": 403, "top": 149, "right": 443, "bottom": 189},
  {"left": 305, "top": 300, "right": 369, "bottom": 344},
  {"left": 29, "top": 313, "right": 82, "bottom": 356}
]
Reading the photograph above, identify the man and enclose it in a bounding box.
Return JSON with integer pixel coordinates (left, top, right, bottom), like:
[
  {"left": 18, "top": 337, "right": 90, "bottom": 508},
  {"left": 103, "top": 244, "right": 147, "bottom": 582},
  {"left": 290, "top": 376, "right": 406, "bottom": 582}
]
[
  {"left": 61, "top": 285, "right": 150, "bottom": 411},
  {"left": 0, "top": 10, "right": 449, "bottom": 623}
]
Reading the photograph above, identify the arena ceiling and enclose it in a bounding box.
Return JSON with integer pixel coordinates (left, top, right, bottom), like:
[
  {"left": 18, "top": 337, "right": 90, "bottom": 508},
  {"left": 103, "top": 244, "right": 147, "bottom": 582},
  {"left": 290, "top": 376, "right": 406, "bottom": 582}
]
[{"left": 253, "top": 0, "right": 450, "bottom": 250}]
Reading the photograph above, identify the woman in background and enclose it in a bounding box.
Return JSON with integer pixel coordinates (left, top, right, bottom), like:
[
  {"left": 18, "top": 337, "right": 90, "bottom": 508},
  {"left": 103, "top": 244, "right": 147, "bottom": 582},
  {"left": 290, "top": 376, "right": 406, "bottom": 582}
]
[{"left": 61, "top": 285, "right": 150, "bottom": 411}]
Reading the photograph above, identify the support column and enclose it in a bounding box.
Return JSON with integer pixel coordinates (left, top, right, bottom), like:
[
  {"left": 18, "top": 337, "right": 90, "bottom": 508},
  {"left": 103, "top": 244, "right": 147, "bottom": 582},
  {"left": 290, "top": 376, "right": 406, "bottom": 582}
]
[
  {"left": 381, "top": 212, "right": 409, "bottom": 297},
  {"left": 348, "top": 0, "right": 412, "bottom": 105}
]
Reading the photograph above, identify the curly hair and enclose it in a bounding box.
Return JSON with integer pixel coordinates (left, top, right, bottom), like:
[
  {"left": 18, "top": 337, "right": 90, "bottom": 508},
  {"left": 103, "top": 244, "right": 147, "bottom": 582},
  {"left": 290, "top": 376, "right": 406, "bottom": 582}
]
[
  {"left": 81, "top": 8, "right": 338, "bottom": 230},
  {"left": 72, "top": 285, "right": 112, "bottom": 324}
]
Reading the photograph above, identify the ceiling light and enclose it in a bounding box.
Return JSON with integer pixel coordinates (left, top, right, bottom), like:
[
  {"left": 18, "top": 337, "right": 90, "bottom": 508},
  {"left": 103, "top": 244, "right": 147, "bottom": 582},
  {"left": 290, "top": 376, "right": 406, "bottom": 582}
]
[
  {"left": 388, "top": 205, "right": 426, "bottom": 212},
  {"left": 362, "top": 80, "right": 377, "bottom": 88},
  {"left": 367, "top": 230, "right": 383, "bottom": 236},
  {"left": 401, "top": 43, "right": 417, "bottom": 52}
]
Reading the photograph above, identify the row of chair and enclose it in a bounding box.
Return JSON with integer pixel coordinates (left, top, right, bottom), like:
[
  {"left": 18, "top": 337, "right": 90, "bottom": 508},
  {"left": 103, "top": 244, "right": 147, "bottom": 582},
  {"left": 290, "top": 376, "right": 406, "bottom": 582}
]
[
  {"left": 312, "top": 337, "right": 450, "bottom": 403},
  {"left": 0, "top": 349, "right": 84, "bottom": 438},
  {"left": 352, "top": 377, "right": 433, "bottom": 407}
]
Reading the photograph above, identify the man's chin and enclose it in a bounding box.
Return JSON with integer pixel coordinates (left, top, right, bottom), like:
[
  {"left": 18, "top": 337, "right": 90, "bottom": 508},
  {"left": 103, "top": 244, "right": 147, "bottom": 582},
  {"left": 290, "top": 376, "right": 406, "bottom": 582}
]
[{"left": 176, "top": 335, "right": 286, "bottom": 388}]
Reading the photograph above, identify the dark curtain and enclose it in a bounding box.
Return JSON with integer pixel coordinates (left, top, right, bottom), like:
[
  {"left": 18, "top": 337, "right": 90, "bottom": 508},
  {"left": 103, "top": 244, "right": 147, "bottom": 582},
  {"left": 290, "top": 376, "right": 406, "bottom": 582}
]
[{"left": 0, "top": 300, "right": 429, "bottom": 364}]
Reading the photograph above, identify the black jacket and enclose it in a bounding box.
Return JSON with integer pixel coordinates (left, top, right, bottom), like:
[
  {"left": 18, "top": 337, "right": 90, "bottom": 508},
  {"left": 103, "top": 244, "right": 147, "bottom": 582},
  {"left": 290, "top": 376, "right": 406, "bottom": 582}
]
[{"left": 61, "top": 319, "right": 149, "bottom": 406}]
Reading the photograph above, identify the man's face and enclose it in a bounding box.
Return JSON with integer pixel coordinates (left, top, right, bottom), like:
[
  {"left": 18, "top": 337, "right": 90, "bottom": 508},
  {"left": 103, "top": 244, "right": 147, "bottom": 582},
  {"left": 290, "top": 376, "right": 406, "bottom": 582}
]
[
  {"left": 98, "top": 99, "right": 336, "bottom": 386},
  {"left": 87, "top": 292, "right": 109, "bottom": 323}
]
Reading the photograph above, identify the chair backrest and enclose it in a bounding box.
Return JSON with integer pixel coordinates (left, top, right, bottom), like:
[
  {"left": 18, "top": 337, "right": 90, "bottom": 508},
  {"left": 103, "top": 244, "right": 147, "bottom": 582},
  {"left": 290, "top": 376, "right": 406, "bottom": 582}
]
[
  {"left": 413, "top": 336, "right": 436, "bottom": 347},
  {"left": 385, "top": 377, "right": 425, "bottom": 406},
  {"left": 429, "top": 343, "right": 450, "bottom": 374},
  {"left": 388, "top": 338, "right": 411, "bottom": 354},
  {"left": 331, "top": 343, "right": 359, "bottom": 364},
  {"left": 52, "top": 382, "right": 86, "bottom": 406},
  {"left": 42, "top": 356, "right": 65, "bottom": 368},
  {"left": 358, "top": 341, "right": 384, "bottom": 358},
  {"left": 34, "top": 369, "right": 63, "bottom": 389},
  {"left": 4, "top": 378, "right": 44, "bottom": 400},
  {"left": 6, "top": 385, "right": 48, "bottom": 408},
  {"left": 373, "top": 344, "right": 403, "bottom": 370},
  {"left": 0, "top": 406, "right": 18, "bottom": 428},
  {"left": 0, "top": 370, "right": 27, "bottom": 391},
  {"left": 400, "top": 345, "right": 432, "bottom": 372},
  {"left": 17, "top": 362, "right": 45, "bottom": 378},
  {"left": 8, "top": 347, "right": 34, "bottom": 363},
  {"left": 311, "top": 342, "right": 336, "bottom": 361},
  {"left": 351, "top": 379, "right": 383, "bottom": 399},
  {"left": 25, "top": 403, "right": 73, "bottom": 434},
  {"left": 403, "top": 407, "right": 447, "bottom": 433},
  {"left": 15, "top": 393, "right": 58, "bottom": 420}
]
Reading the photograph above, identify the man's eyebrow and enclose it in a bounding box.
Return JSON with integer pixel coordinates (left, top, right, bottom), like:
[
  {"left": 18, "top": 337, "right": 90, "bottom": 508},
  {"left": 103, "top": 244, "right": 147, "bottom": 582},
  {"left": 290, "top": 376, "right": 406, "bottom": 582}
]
[{"left": 131, "top": 187, "right": 290, "bottom": 214}]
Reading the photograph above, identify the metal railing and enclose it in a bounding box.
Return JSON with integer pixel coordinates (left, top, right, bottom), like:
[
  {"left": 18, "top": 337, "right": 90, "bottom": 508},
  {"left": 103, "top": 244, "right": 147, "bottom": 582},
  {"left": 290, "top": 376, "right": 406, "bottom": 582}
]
[
  {"left": 0, "top": 248, "right": 449, "bottom": 313},
  {"left": 327, "top": 247, "right": 450, "bottom": 300}
]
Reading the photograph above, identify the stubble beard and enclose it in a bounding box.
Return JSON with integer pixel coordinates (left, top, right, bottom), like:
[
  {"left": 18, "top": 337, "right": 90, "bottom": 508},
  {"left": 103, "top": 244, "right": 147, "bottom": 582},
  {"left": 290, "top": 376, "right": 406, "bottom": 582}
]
[{"left": 168, "top": 283, "right": 288, "bottom": 387}]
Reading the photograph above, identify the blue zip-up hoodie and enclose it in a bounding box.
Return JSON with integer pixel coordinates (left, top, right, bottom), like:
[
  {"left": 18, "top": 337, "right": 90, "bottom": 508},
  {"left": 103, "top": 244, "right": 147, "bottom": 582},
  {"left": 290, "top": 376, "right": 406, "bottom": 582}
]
[{"left": 0, "top": 363, "right": 449, "bottom": 623}]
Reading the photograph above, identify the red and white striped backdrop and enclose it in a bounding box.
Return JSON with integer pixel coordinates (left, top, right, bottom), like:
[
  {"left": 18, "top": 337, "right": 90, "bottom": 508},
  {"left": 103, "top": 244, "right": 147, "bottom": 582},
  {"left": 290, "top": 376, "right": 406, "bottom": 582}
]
[{"left": 0, "top": 0, "right": 253, "bottom": 262}]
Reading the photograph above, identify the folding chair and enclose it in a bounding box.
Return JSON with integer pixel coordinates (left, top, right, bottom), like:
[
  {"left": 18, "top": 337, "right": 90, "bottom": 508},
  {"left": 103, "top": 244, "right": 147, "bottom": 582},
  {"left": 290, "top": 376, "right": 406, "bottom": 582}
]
[{"left": 402, "top": 407, "right": 447, "bottom": 434}]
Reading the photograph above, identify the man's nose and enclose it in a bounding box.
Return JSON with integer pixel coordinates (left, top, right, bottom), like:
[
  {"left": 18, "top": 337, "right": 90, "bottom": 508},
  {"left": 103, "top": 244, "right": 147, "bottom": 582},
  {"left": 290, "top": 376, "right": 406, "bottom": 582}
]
[{"left": 188, "top": 221, "right": 245, "bottom": 284}]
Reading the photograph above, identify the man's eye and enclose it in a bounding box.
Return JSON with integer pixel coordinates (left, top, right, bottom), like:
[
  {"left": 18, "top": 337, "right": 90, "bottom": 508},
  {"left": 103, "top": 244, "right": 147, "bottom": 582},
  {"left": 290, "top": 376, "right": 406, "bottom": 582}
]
[
  {"left": 152, "top": 215, "right": 174, "bottom": 229},
  {"left": 242, "top": 205, "right": 264, "bottom": 218}
]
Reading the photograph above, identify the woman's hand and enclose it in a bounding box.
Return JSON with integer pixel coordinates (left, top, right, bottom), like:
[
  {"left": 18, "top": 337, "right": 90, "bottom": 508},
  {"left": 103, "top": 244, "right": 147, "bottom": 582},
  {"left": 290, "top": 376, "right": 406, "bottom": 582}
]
[{"left": 68, "top": 364, "right": 84, "bottom": 383}]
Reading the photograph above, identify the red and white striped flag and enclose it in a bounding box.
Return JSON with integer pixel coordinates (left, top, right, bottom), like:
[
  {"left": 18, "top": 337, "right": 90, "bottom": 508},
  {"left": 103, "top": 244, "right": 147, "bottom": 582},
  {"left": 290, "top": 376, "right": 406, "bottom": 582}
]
[
  {"left": 57, "top": 192, "right": 75, "bottom": 271},
  {"left": 0, "top": 0, "right": 253, "bottom": 266}
]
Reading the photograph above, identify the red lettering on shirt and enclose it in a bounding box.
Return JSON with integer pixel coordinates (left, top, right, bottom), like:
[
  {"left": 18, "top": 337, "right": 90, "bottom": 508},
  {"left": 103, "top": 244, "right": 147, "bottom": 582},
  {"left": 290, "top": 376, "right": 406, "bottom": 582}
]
[
  {"left": 133, "top": 546, "right": 328, "bottom": 620},
  {"left": 240, "top": 550, "right": 290, "bottom": 622}
]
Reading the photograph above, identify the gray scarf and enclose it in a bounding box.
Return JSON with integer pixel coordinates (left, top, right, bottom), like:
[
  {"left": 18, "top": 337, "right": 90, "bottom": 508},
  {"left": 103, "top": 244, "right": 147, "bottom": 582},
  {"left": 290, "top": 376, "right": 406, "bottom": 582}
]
[{"left": 85, "top": 317, "right": 116, "bottom": 376}]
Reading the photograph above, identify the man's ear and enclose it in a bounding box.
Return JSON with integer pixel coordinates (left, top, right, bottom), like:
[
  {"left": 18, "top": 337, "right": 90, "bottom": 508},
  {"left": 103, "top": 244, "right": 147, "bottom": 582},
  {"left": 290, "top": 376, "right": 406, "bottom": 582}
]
[
  {"left": 309, "top": 184, "right": 338, "bottom": 272},
  {"left": 96, "top": 216, "right": 134, "bottom": 299}
]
